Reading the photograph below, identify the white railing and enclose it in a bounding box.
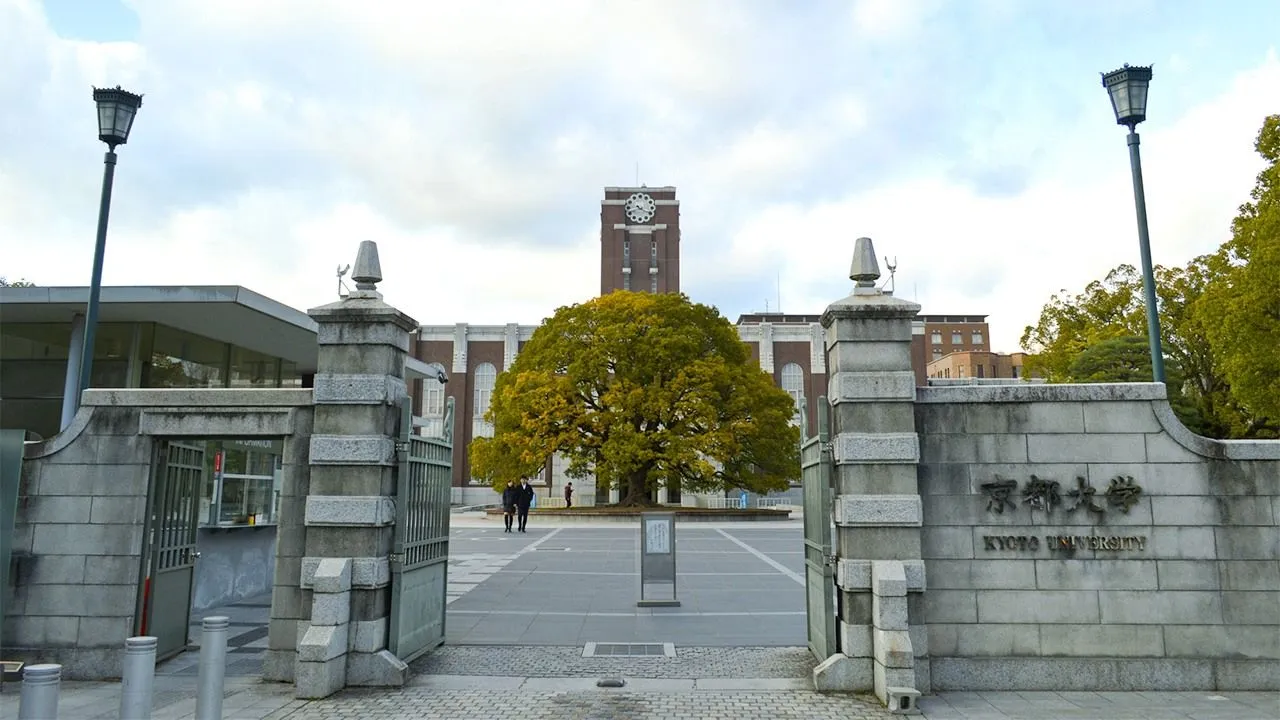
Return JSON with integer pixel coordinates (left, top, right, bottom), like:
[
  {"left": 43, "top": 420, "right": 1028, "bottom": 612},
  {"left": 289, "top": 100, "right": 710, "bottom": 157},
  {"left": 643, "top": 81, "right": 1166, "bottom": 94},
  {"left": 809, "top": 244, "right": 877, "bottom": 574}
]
[
  {"left": 755, "top": 497, "right": 797, "bottom": 509},
  {"left": 533, "top": 495, "right": 596, "bottom": 509}
]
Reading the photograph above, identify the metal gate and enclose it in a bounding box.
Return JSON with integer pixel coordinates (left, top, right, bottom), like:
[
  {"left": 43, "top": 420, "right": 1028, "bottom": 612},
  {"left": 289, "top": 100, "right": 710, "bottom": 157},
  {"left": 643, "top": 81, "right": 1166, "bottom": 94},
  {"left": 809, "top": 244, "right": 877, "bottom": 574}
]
[
  {"left": 142, "top": 440, "right": 204, "bottom": 660},
  {"left": 388, "top": 399, "right": 454, "bottom": 663},
  {"left": 801, "top": 396, "right": 838, "bottom": 662}
]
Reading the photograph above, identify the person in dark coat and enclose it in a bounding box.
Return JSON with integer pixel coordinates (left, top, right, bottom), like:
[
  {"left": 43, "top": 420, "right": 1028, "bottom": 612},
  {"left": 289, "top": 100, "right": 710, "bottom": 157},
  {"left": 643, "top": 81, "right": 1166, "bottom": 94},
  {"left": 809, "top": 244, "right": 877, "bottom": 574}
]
[
  {"left": 516, "top": 480, "right": 535, "bottom": 533},
  {"left": 501, "top": 481, "right": 519, "bottom": 533},
  {"left": 564, "top": 482, "right": 574, "bottom": 509}
]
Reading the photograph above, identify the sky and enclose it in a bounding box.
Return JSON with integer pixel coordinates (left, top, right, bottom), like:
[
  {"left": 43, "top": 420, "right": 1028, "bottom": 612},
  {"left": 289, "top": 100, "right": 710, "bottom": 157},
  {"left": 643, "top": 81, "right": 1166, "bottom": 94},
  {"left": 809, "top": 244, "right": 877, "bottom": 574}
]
[{"left": 2, "top": 0, "right": 1278, "bottom": 352}]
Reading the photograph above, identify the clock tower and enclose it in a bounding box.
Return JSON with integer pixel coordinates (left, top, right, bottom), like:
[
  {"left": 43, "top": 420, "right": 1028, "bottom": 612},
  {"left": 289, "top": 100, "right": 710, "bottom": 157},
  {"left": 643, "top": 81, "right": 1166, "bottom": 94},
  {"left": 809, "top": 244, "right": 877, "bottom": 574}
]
[{"left": 600, "top": 186, "right": 680, "bottom": 295}]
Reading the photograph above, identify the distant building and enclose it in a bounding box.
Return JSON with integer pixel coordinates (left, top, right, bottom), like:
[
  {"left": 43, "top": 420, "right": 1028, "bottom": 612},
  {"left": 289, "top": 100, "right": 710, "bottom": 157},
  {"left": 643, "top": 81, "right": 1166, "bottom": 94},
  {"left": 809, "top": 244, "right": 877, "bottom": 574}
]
[{"left": 927, "top": 349, "right": 1033, "bottom": 381}]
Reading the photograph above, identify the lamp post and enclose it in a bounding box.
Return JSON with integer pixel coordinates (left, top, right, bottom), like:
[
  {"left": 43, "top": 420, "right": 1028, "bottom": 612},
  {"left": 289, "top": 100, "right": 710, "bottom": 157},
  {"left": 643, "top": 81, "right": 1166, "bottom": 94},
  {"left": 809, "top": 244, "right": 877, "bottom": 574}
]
[
  {"left": 76, "top": 86, "right": 143, "bottom": 408},
  {"left": 1101, "top": 64, "right": 1165, "bottom": 383}
]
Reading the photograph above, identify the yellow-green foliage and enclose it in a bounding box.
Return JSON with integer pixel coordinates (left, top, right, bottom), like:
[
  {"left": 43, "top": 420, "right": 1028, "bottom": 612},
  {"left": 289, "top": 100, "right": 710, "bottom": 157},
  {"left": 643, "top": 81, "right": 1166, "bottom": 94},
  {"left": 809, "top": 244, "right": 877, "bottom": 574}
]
[{"left": 470, "top": 291, "right": 801, "bottom": 504}]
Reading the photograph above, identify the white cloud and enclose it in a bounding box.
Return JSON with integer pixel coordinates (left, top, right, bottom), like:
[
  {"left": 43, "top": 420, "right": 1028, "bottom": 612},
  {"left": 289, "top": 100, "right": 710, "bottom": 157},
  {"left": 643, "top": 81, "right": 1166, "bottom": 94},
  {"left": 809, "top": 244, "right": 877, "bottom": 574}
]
[
  {"left": 2, "top": 0, "right": 1277, "bottom": 362},
  {"left": 740, "top": 51, "right": 1280, "bottom": 350}
]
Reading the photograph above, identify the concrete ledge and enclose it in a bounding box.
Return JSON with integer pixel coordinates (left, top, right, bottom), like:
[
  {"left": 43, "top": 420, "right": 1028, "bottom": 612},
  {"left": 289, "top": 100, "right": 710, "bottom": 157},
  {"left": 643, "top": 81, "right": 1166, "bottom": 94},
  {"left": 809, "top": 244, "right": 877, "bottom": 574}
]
[
  {"left": 812, "top": 652, "right": 873, "bottom": 693},
  {"left": 298, "top": 623, "right": 349, "bottom": 662},
  {"left": 830, "top": 371, "right": 917, "bottom": 403},
  {"left": 302, "top": 556, "right": 390, "bottom": 589},
  {"left": 311, "top": 558, "right": 352, "bottom": 593},
  {"left": 305, "top": 496, "right": 395, "bottom": 527},
  {"left": 139, "top": 409, "right": 293, "bottom": 436},
  {"left": 929, "top": 657, "right": 1280, "bottom": 691},
  {"left": 345, "top": 649, "right": 408, "bottom": 687},
  {"left": 313, "top": 374, "right": 408, "bottom": 405},
  {"left": 917, "top": 383, "right": 1167, "bottom": 404},
  {"left": 835, "top": 494, "right": 922, "bottom": 527},
  {"left": 838, "top": 559, "right": 925, "bottom": 592},
  {"left": 81, "top": 388, "right": 314, "bottom": 407},
  {"left": 309, "top": 435, "right": 395, "bottom": 466},
  {"left": 1152, "top": 401, "right": 1280, "bottom": 461},
  {"left": 834, "top": 433, "right": 920, "bottom": 464},
  {"left": 23, "top": 408, "right": 92, "bottom": 459}
]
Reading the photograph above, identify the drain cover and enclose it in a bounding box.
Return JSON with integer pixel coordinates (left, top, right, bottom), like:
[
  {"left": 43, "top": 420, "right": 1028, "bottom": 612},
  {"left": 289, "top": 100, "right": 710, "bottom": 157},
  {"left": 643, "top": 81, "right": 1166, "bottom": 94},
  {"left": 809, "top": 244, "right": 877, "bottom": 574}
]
[
  {"left": 582, "top": 642, "right": 675, "bottom": 658},
  {"left": 597, "top": 678, "right": 626, "bottom": 688}
]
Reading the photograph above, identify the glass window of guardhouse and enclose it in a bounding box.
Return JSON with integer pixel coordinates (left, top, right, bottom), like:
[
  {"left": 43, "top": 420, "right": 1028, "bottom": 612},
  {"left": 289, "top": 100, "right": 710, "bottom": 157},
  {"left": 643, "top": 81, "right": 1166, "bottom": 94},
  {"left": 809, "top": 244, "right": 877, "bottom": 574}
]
[
  {"left": 147, "top": 324, "right": 228, "bottom": 388},
  {"left": 201, "top": 438, "right": 284, "bottom": 526},
  {"left": 229, "top": 345, "right": 281, "bottom": 388}
]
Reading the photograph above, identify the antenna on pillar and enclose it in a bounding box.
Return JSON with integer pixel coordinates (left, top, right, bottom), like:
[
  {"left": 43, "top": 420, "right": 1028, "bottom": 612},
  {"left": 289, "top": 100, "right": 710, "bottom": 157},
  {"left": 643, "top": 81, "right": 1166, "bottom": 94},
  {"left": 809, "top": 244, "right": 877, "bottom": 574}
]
[{"left": 880, "top": 256, "right": 898, "bottom": 294}]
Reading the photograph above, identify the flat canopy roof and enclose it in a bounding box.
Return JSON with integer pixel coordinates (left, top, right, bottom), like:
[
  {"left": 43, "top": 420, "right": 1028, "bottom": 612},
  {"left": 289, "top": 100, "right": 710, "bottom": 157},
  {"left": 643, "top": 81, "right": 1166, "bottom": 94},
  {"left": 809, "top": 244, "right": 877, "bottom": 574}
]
[{"left": 0, "top": 285, "right": 319, "bottom": 373}]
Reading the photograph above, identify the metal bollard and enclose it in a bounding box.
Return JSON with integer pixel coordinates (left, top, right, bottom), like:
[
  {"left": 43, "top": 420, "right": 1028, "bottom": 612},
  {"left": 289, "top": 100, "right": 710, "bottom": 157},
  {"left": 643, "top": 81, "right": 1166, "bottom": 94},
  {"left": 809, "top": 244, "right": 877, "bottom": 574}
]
[
  {"left": 18, "top": 663, "right": 61, "bottom": 720},
  {"left": 195, "top": 617, "right": 229, "bottom": 720},
  {"left": 120, "top": 636, "right": 158, "bottom": 720}
]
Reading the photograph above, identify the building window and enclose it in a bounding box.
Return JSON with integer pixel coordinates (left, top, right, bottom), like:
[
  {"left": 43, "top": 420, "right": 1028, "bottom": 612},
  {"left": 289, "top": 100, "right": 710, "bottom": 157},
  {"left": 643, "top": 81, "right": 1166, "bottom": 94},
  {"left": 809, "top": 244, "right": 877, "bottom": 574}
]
[
  {"left": 977, "top": 364, "right": 985, "bottom": 378},
  {"left": 650, "top": 274, "right": 657, "bottom": 292},
  {"left": 951, "top": 332, "right": 963, "bottom": 345},
  {"left": 972, "top": 331, "right": 984, "bottom": 345},
  {"left": 624, "top": 273, "right": 631, "bottom": 291},
  {"left": 1012, "top": 366, "right": 1021, "bottom": 378},
  {"left": 472, "top": 362, "right": 496, "bottom": 440},
  {"left": 650, "top": 240, "right": 658, "bottom": 262},
  {"left": 931, "top": 331, "right": 942, "bottom": 345},
  {"left": 623, "top": 239, "right": 630, "bottom": 265},
  {"left": 473, "top": 363, "right": 496, "bottom": 418},
  {"left": 931, "top": 349, "right": 942, "bottom": 361},
  {"left": 958, "top": 366, "right": 966, "bottom": 378},
  {"left": 781, "top": 363, "right": 805, "bottom": 427}
]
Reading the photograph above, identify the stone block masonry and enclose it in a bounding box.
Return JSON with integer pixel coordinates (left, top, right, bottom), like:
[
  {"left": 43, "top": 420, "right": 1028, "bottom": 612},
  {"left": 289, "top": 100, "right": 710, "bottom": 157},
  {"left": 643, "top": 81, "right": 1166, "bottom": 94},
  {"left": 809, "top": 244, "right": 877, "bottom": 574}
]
[
  {"left": 915, "top": 383, "right": 1280, "bottom": 691},
  {"left": 292, "top": 256, "right": 418, "bottom": 699},
  {"left": 814, "top": 237, "right": 928, "bottom": 703},
  {"left": 8, "top": 389, "right": 313, "bottom": 681}
]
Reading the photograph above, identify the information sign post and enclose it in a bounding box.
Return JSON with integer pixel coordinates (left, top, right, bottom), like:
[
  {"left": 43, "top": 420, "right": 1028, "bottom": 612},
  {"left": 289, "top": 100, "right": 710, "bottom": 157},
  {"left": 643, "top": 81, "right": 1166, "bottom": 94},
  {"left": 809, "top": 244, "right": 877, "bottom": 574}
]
[{"left": 637, "top": 512, "right": 679, "bottom": 607}]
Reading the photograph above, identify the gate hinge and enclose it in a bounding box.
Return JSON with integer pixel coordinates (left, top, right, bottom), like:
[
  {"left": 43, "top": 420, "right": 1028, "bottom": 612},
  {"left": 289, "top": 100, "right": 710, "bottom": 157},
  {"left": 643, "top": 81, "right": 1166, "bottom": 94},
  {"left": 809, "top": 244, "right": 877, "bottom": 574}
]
[
  {"left": 388, "top": 552, "right": 404, "bottom": 565},
  {"left": 394, "top": 441, "right": 410, "bottom": 453}
]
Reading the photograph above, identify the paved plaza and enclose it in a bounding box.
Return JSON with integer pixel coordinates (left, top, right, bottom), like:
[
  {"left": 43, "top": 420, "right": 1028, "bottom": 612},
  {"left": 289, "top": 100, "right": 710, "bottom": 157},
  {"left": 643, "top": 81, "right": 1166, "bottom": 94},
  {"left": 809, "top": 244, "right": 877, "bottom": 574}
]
[
  {"left": 2, "top": 517, "right": 1276, "bottom": 718},
  {"left": 445, "top": 522, "right": 806, "bottom": 646}
]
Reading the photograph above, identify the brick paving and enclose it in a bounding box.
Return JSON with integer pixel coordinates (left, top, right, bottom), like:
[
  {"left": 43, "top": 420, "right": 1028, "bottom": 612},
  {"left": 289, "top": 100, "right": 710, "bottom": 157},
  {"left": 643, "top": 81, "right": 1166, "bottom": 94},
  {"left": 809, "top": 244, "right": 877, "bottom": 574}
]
[{"left": 265, "top": 686, "right": 893, "bottom": 719}]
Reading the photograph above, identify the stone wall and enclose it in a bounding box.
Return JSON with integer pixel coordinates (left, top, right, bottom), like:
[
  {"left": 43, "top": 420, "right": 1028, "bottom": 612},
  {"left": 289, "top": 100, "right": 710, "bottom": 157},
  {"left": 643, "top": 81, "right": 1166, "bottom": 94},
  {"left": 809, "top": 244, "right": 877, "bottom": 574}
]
[
  {"left": 5, "top": 388, "right": 312, "bottom": 679},
  {"left": 916, "top": 382, "right": 1280, "bottom": 691}
]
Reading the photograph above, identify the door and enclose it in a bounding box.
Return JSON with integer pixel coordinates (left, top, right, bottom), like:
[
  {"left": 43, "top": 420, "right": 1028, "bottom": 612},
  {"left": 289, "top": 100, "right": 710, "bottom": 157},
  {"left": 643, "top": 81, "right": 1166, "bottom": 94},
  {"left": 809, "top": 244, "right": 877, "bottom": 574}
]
[
  {"left": 144, "top": 440, "right": 203, "bottom": 660},
  {"left": 389, "top": 399, "right": 453, "bottom": 662},
  {"left": 801, "top": 396, "right": 837, "bottom": 662}
]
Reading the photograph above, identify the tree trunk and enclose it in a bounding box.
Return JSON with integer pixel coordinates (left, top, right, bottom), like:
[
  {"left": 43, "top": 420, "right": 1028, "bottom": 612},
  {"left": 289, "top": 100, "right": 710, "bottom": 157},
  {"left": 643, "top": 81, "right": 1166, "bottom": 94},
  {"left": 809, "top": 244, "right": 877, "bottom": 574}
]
[{"left": 618, "top": 468, "right": 654, "bottom": 506}]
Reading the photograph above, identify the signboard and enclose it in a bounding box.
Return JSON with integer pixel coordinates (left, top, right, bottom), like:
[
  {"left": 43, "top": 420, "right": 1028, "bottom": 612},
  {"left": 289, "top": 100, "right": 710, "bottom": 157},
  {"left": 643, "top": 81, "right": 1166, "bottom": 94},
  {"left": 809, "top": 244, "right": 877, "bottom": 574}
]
[
  {"left": 638, "top": 512, "right": 679, "bottom": 607},
  {"left": 644, "top": 517, "right": 670, "bottom": 554}
]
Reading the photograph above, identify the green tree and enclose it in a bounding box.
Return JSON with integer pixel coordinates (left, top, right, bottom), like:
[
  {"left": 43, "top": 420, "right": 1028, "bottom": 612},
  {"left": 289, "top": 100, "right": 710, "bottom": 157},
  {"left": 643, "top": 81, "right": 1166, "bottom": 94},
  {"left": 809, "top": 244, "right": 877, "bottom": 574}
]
[
  {"left": 1196, "top": 114, "right": 1280, "bottom": 430},
  {"left": 470, "top": 291, "right": 801, "bottom": 506},
  {"left": 1021, "top": 114, "right": 1280, "bottom": 439},
  {"left": 0, "top": 277, "right": 35, "bottom": 287}
]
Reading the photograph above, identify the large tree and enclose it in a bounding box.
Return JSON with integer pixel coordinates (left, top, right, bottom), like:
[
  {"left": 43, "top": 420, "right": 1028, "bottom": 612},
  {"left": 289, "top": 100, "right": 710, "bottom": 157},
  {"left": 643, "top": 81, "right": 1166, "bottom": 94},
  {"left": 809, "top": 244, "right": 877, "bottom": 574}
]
[
  {"left": 470, "top": 291, "right": 801, "bottom": 505},
  {"left": 1021, "top": 114, "right": 1280, "bottom": 438},
  {"left": 1197, "top": 114, "right": 1280, "bottom": 427}
]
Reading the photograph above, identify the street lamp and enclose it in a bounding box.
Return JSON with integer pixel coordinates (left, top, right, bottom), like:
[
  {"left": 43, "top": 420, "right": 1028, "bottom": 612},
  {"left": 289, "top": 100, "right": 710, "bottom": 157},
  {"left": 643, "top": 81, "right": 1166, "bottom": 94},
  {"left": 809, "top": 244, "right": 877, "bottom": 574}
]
[
  {"left": 1101, "top": 64, "right": 1165, "bottom": 383},
  {"left": 76, "top": 86, "right": 143, "bottom": 407}
]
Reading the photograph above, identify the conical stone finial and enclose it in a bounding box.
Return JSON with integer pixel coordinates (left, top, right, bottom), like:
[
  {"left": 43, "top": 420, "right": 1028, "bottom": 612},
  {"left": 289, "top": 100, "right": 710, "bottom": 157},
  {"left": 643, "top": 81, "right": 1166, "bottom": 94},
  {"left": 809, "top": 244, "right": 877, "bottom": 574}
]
[
  {"left": 351, "top": 240, "right": 383, "bottom": 291},
  {"left": 850, "top": 237, "right": 881, "bottom": 288}
]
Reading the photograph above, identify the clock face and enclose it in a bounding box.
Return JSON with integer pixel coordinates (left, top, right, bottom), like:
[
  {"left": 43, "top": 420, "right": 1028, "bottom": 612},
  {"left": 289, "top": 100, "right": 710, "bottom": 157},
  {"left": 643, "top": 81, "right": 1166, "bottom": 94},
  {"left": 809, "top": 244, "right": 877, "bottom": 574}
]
[{"left": 624, "top": 193, "right": 657, "bottom": 224}]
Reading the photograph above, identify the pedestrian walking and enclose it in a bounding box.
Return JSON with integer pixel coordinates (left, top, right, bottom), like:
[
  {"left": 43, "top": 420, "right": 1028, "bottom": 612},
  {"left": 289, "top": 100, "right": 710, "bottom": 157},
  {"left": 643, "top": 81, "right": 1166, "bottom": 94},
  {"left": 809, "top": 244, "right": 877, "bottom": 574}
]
[
  {"left": 501, "top": 481, "right": 519, "bottom": 533},
  {"left": 516, "top": 479, "right": 534, "bottom": 532},
  {"left": 564, "top": 482, "right": 574, "bottom": 509}
]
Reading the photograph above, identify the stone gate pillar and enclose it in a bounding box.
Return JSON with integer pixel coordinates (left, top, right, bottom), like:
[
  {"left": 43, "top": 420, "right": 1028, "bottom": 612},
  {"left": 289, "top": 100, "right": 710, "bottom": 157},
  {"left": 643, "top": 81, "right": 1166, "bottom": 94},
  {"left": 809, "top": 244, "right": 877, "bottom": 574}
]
[
  {"left": 815, "top": 237, "right": 927, "bottom": 704},
  {"left": 293, "top": 241, "right": 417, "bottom": 699}
]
